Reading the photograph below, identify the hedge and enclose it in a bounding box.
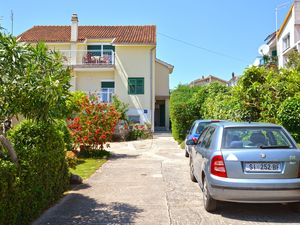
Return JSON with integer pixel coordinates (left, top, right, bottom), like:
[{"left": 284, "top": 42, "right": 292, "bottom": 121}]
[
  {"left": 170, "top": 66, "right": 300, "bottom": 144},
  {"left": 0, "top": 120, "right": 69, "bottom": 225}
]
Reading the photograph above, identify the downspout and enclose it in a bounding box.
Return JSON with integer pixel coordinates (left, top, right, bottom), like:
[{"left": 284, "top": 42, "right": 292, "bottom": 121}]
[{"left": 150, "top": 46, "right": 156, "bottom": 132}]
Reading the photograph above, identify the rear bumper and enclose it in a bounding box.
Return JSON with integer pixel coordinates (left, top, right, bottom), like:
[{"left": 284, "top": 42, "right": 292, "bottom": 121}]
[{"left": 208, "top": 175, "right": 300, "bottom": 203}]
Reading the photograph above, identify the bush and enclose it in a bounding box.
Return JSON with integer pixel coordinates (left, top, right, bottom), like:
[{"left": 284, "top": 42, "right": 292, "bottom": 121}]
[
  {"left": 0, "top": 120, "right": 69, "bottom": 225},
  {"left": 55, "top": 119, "right": 73, "bottom": 151},
  {"left": 278, "top": 96, "right": 300, "bottom": 142},
  {"left": 127, "top": 124, "right": 152, "bottom": 140},
  {"left": 68, "top": 95, "right": 120, "bottom": 151},
  {"left": 170, "top": 85, "right": 202, "bottom": 143}
]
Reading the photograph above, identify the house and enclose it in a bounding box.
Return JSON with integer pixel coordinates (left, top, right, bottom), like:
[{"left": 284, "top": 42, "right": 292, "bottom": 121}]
[
  {"left": 17, "top": 14, "right": 174, "bottom": 131},
  {"left": 190, "top": 75, "right": 228, "bottom": 87},
  {"left": 259, "top": 0, "right": 300, "bottom": 67},
  {"left": 227, "top": 72, "right": 240, "bottom": 87}
]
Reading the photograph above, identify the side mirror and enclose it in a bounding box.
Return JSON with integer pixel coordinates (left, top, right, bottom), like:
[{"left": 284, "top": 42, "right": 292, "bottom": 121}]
[{"left": 186, "top": 139, "right": 196, "bottom": 145}]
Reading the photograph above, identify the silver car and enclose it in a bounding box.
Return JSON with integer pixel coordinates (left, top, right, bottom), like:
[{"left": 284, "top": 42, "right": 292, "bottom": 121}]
[{"left": 188, "top": 122, "right": 300, "bottom": 212}]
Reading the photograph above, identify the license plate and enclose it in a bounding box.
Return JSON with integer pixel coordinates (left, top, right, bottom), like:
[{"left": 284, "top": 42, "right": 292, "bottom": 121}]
[{"left": 244, "top": 162, "right": 281, "bottom": 172}]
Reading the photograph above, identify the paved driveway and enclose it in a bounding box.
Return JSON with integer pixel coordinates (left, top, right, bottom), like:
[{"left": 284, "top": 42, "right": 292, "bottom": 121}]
[{"left": 33, "top": 133, "right": 300, "bottom": 225}]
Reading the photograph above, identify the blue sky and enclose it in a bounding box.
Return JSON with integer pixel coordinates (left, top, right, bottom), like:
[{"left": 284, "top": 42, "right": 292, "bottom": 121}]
[{"left": 0, "top": 0, "right": 292, "bottom": 88}]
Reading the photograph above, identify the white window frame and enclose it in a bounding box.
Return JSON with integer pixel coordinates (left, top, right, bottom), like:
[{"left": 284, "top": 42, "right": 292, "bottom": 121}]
[
  {"left": 282, "top": 33, "right": 290, "bottom": 52},
  {"left": 100, "top": 80, "right": 115, "bottom": 103}
]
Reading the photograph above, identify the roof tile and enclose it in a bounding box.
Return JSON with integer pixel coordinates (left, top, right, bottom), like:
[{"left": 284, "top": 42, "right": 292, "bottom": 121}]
[{"left": 17, "top": 25, "right": 156, "bottom": 45}]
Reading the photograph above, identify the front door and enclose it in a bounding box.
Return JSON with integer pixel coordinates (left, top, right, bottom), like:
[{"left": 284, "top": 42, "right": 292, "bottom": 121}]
[{"left": 155, "top": 100, "right": 166, "bottom": 129}]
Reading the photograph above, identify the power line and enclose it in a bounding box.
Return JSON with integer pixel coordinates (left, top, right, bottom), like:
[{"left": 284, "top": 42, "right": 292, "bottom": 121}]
[{"left": 157, "top": 32, "right": 248, "bottom": 63}]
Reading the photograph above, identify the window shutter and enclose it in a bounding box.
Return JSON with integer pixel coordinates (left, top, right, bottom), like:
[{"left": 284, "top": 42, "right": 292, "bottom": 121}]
[{"left": 101, "top": 81, "right": 115, "bottom": 88}]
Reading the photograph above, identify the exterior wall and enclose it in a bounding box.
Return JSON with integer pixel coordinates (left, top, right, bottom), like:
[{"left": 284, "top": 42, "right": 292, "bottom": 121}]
[
  {"left": 41, "top": 42, "right": 159, "bottom": 128},
  {"left": 74, "top": 70, "right": 114, "bottom": 94},
  {"left": 114, "top": 45, "right": 154, "bottom": 125},
  {"left": 155, "top": 61, "right": 170, "bottom": 97},
  {"left": 277, "top": 9, "right": 295, "bottom": 67}
]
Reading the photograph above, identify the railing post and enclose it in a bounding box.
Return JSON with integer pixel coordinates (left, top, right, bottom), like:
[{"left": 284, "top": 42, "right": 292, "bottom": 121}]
[{"left": 112, "top": 50, "right": 115, "bottom": 65}]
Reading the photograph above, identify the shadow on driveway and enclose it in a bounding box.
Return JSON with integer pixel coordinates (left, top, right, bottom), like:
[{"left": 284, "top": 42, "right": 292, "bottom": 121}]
[
  {"left": 215, "top": 202, "right": 300, "bottom": 223},
  {"left": 33, "top": 193, "right": 143, "bottom": 225},
  {"left": 110, "top": 153, "right": 139, "bottom": 161}
]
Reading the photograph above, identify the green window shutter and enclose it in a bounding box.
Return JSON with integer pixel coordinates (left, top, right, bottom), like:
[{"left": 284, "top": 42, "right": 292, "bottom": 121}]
[
  {"left": 101, "top": 81, "right": 115, "bottom": 88},
  {"left": 87, "top": 45, "right": 101, "bottom": 51},
  {"left": 128, "top": 78, "right": 144, "bottom": 95},
  {"left": 272, "top": 50, "right": 277, "bottom": 57}
]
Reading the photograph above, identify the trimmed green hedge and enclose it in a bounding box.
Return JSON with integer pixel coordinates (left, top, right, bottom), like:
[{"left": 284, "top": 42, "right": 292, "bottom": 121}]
[
  {"left": 278, "top": 96, "right": 300, "bottom": 142},
  {"left": 170, "top": 67, "right": 300, "bottom": 143},
  {"left": 0, "top": 120, "right": 69, "bottom": 225}
]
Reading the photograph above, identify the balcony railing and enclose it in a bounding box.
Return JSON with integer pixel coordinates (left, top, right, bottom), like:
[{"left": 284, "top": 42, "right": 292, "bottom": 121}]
[{"left": 59, "top": 50, "right": 115, "bottom": 66}]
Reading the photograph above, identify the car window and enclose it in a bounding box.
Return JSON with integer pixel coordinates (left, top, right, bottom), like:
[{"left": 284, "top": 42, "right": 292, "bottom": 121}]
[
  {"left": 201, "top": 127, "right": 216, "bottom": 149},
  {"left": 194, "top": 122, "right": 210, "bottom": 134},
  {"left": 189, "top": 122, "right": 196, "bottom": 134},
  {"left": 197, "top": 127, "right": 209, "bottom": 144},
  {"left": 222, "top": 127, "right": 295, "bottom": 149}
]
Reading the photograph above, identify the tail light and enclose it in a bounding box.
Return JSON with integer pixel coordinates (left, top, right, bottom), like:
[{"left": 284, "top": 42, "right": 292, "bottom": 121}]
[
  {"left": 192, "top": 137, "right": 197, "bottom": 143},
  {"left": 211, "top": 155, "right": 227, "bottom": 178}
]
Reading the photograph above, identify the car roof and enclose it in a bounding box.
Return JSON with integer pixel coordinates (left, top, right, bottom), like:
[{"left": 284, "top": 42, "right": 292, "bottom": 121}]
[
  {"left": 194, "top": 119, "right": 226, "bottom": 124},
  {"left": 211, "top": 121, "right": 282, "bottom": 128}
]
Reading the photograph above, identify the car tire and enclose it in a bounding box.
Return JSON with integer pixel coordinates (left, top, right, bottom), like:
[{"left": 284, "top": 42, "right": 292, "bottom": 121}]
[
  {"left": 185, "top": 148, "right": 189, "bottom": 157},
  {"left": 203, "top": 178, "right": 217, "bottom": 212},
  {"left": 189, "top": 157, "right": 197, "bottom": 182}
]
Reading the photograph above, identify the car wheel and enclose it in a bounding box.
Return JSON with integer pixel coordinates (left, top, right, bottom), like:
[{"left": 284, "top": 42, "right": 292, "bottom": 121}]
[
  {"left": 189, "top": 157, "right": 197, "bottom": 182},
  {"left": 203, "top": 178, "right": 217, "bottom": 212},
  {"left": 185, "top": 148, "right": 189, "bottom": 157}
]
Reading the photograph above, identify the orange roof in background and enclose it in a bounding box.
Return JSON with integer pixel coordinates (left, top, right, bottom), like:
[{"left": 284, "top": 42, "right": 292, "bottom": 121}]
[{"left": 17, "top": 25, "right": 156, "bottom": 45}]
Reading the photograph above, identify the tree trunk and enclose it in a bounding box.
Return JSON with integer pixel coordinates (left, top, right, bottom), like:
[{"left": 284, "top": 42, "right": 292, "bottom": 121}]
[{"left": 0, "top": 135, "right": 18, "bottom": 165}]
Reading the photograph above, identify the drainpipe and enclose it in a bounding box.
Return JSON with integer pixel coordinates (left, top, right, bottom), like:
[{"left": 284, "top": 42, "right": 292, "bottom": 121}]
[{"left": 150, "top": 46, "right": 156, "bottom": 132}]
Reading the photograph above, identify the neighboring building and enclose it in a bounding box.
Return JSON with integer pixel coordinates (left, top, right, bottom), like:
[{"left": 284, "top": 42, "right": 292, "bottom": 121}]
[
  {"left": 227, "top": 72, "right": 240, "bottom": 87},
  {"left": 190, "top": 75, "right": 227, "bottom": 87},
  {"left": 258, "top": 0, "right": 300, "bottom": 67},
  {"left": 276, "top": 1, "right": 300, "bottom": 67},
  {"left": 18, "top": 14, "right": 173, "bottom": 131}
]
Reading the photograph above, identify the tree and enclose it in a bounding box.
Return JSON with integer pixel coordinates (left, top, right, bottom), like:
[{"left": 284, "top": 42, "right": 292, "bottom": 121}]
[{"left": 0, "top": 33, "right": 71, "bottom": 123}]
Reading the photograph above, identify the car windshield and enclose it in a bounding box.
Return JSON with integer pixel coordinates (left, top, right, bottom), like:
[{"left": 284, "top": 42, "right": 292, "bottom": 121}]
[
  {"left": 222, "top": 127, "right": 295, "bottom": 149},
  {"left": 194, "top": 122, "right": 210, "bottom": 134}
]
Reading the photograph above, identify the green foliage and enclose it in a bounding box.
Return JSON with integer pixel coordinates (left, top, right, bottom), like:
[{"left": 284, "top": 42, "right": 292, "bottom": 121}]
[
  {"left": 278, "top": 96, "right": 300, "bottom": 142},
  {"left": 170, "top": 84, "right": 203, "bottom": 142},
  {"left": 0, "top": 120, "right": 69, "bottom": 225},
  {"left": 170, "top": 56, "right": 300, "bottom": 142},
  {"left": 286, "top": 50, "right": 300, "bottom": 71},
  {"left": 66, "top": 91, "right": 87, "bottom": 117},
  {"left": 112, "top": 95, "right": 129, "bottom": 121},
  {"left": 127, "top": 124, "right": 151, "bottom": 140},
  {"left": 55, "top": 119, "right": 73, "bottom": 151},
  {"left": 0, "top": 34, "right": 71, "bottom": 122}
]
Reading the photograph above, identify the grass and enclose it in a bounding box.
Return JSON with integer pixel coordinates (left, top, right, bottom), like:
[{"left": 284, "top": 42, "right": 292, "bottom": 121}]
[
  {"left": 70, "top": 158, "right": 107, "bottom": 180},
  {"left": 180, "top": 141, "right": 185, "bottom": 149}
]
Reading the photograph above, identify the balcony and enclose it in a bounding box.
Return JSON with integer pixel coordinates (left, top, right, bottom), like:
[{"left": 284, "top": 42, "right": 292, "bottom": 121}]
[{"left": 59, "top": 50, "right": 115, "bottom": 68}]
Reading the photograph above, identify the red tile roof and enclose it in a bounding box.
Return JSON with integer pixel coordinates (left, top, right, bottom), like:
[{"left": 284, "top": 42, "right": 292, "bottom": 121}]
[{"left": 17, "top": 25, "right": 156, "bottom": 45}]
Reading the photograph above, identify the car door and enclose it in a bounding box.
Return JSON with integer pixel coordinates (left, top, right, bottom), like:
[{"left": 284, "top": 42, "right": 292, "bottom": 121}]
[{"left": 193, "top": 127, "right": 211, "bottom": 181}]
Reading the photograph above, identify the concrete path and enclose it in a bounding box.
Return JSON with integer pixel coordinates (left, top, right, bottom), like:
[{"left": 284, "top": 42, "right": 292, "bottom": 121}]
[{"left": 33, "top": 133, "right": 300, "bottom": 225}]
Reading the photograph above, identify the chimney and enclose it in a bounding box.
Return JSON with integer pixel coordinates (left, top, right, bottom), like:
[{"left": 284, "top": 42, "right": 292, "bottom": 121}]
[
  {"left": 71, "top": 13, "right": 78, "bottom": 42},
  {"left": 232, "top": 72, "right": 235, "bottom": 78},
  {"left": 202, "top": 75, "right": 204, "bottom": 79}
]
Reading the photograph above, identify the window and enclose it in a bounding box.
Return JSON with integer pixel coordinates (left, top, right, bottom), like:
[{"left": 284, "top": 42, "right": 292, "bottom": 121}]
[
  {"left": 100, "top": 81, "right": 114, "bottom": 103},
  {"left": 128, "top": 78, "right": 144, "bottom": 95},
  {"left": 283, "top": 34, "right": 290, "bottom": 51},
  {"left": 201, "top": 127, "right": 216, "bottom": 149},
  {"left": 222, "top": 127, "right": 295, "bottom": 149},
  {"left": 128, "top": 115, "right": 140, "bottom": 123}
]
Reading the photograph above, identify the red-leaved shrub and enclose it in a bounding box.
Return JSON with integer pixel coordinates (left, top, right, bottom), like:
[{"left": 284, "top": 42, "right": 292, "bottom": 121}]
[{"left": 68, "top": 96, "right": 120, "bottom": 150}]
